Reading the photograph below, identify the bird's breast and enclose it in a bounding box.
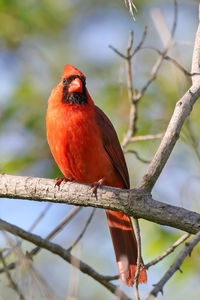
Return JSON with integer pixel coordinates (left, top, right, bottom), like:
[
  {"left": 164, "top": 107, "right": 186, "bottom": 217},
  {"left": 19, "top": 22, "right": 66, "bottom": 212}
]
[{"left": 46, "top": 104, "right": 115, "bottom": 183}]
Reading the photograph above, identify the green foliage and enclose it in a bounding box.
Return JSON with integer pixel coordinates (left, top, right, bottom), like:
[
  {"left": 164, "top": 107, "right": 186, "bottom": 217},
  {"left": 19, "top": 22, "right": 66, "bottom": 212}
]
[{"left": 0, "top": 0, "right": 72, "bottom": 47}]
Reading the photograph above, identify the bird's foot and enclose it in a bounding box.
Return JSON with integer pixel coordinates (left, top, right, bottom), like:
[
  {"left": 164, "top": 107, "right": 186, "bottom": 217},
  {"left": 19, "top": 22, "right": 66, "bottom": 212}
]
[
  {"left": 90, "top": 178, "right": 104, "bottom": 195},
  {"left": 55, "top": 177, "right": 74, "bottom": 187}
]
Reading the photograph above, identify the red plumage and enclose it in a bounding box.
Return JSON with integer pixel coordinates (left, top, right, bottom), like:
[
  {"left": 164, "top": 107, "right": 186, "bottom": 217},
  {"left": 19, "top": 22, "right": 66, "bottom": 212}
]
[{"left": 46, "top": 64, "right": 147, "bottom": 286}]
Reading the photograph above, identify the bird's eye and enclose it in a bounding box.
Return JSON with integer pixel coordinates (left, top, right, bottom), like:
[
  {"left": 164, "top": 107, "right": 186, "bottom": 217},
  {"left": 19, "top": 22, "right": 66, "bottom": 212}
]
[{"left": 62, "top": 78, "right": 67, "bottom": 85}]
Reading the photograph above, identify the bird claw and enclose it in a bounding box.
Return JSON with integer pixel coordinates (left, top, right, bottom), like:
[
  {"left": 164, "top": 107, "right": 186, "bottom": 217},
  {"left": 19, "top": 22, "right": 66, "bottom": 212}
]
[
  {"left": 90, "top": 178, "right": 104, "bottom": 195},
  {"left": 55, "top": 177, "right": 74, "bottom": 187}
]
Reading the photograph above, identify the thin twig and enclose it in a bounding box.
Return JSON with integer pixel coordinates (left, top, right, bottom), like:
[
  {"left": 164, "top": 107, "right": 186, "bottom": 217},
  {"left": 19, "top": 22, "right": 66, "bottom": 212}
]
[
  {"left": 0, "top": 207, "right": 82, "bottom": 274},
  {"left": 110, "top": 27, "right": 148, "bottom": 149},
  {"left": 2, "top": 231, "right": 55, "bottom": 300},
  {"left": 4, "top": 203, "right": 52, "bottom": 259},
  {"left": 142, "top": 47, "right": 200, "bottom": 77},
  {"left": 137, "top": 3, "right": 200, "bottom": 192},
  {"left": 133, "top": 219, "right": 142, "bottom": 300},
  {"left": 130, "top": 133, "right": 164, "bottom": 142},
  {"left": 111, "top": 1, "right": 177, "bottom": 150},
  {"left": 191, "top": 4, "right": 200, "bottom": 85},
  {"left": 0, "top": 251, "right": 26, "bottom": 300},
  {"left": 131, "top": 26, "right": 148, "bottom": 57},
  {"left": 185, "top": 119, "right": 200, "bottom": 163},
  {"left": 159, "top": 55, "right": 200, "bottom": 78},
  {"left": 66, "top": 246, "right": 81, "bottom": 300},
  {"left": 146, "top": 231, "right": 200, "bottom": 299},
  {"left": 125, "top": 149, "right": 151, "bottom": 164},
  {"left": 145, "top": 233, "right": 190, "bottom": 269},
  {"left": 136, "top": 0, "right": 178, "bottom": 102},
  {"left": 123, "top": 30, "right": 138, "bottom": 146},
  {"left": 125, "top": 30, "right": 134, "bottom": 102},
  {"left": 0, "top": 218, "right": 131, "bottom": 300},
  {"left": 29, "top": 206, "right": 82, "bottom": 256},
  {"left": 29, "top": 203, "right": 52, "bottom": 232},
  {"left": 109, "top": 45, "right": 126, "bottom": 59},
  {"left": 171, "top": 0, "right": 178, "bottom": 39},
  {"left": 68, "top": 208, "right": 96, "bottom": 251}
]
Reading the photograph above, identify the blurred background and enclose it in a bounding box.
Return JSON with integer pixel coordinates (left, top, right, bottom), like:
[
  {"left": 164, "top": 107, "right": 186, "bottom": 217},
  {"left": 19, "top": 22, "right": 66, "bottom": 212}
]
[{"left": 0, "top": 0, "right": 200, "bottom": 299}]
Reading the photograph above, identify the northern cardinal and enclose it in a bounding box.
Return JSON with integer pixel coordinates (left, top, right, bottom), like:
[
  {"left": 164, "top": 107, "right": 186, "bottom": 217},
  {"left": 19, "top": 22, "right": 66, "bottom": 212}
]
[{"left": 46, "top": 64, "right": 147, "bottom": 286}]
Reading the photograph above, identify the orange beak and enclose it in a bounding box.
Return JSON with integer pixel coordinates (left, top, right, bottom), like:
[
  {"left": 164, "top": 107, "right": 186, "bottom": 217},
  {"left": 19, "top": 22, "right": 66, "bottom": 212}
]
[{"left": 68, "top": 77, "right": 83, "bottom": 93}]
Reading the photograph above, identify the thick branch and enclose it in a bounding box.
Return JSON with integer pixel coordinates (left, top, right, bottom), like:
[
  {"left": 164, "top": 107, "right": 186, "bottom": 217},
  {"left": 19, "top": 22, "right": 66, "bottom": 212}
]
[{"left": 0, "top": 174, "right": 200, "bottom": 234}]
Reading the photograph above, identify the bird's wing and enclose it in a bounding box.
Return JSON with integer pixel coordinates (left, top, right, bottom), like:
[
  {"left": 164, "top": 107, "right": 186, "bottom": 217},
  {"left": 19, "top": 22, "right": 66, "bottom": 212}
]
[{"left": 94, "top": 105, "right": 130, "bottom": 189}]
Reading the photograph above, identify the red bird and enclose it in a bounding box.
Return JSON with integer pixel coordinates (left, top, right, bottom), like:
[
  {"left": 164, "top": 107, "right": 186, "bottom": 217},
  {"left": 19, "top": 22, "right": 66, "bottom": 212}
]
[{"left": 46, "top": 64, "right": 147, "bottom": 286}]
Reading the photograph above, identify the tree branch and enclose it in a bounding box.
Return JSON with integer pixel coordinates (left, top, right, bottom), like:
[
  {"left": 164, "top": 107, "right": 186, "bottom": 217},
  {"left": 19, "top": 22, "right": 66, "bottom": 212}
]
[
  {"left": 137, "top": 79, "right": 200, "bottom": 191},
  {"left": 30, "top": 206, "right": 82, "bottom": 257},
  {"left": 67, "top": 208, "right": 95, "bottom": 251},
  {"left": 145, "top": 233, "right": 190, "bottom": 269},
  {"left": 146, "top": 231, "right": 200, "bottom": 299},
  {"left": 191, "top": 4, "right": 200, "bottom": 85},
  {"left": 1, "top": 174, "right": 200, "bottom": 234},
  {"left": 133, "top": 219, "right": 142, "bottom": 300},
  {"left": 130, "top": 133, "right": 164, "bottom": 142},
  {"left": 0, "top": 251, "right": 26, "bottom": 300},
  {"left": 125, "top": 149, "right": 151, "bottom": 164},
  {"left": 0, "top": 218, "right": 130, "bottom": 300},
  {"left": 0, "top": 207, "right": 82, "bottom": 276},
  {"left": 137, "top": 4, "right": 200, "bottom": 191}
]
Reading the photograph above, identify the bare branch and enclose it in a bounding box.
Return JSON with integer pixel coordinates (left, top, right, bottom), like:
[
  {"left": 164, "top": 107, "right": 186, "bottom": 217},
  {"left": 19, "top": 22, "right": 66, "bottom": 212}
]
[
  {"left": 125, "top": 149, "right": 151, "bottom": 164},
  {"left": 142, "top": 47, "right": 200, "bottom": 77},
  {"left": 68, "top": 208, "right": 95, "bottom": 251},
  {"left": 131, "top": 26, "right": 148, "bottom": 57},
  {"left": 0, "top": 251, "right": 26, "bottom": 300},
  {"left": 29, "top": 206, "right": 82, "bottom": 257},
  {"left": 108, "top": 45, "right": 126, "bottom": 59},
  {"left": 1, "top": 174, "right": 200, "bottom": 234},
  {"left": 0, "top": 218, "right": 130, "bottom": 300},
  {"left": 121, "top": 33, "right": 139, "bottom": 148},
  {"left": 29, "top": 203, "right": 52, "bottom": 232},
  {"left": 145, "top": 233, "right": 190, "bottom": 269},
  {"left": 159, "top": 55, "right": 200, "bottom": 78},
  {"left": 146, "top": 231, "right": 200, "bottom": 299},
  {"left": 184, "top": 119, "right": 200, "bottom": 163},
  {"left": 133, "top": 219, "right": 143, "bottom": 300},
  {"left": 110, "top": 28, "right": 147, "bottom": 148},
  {"left": 171, "top": 0, "right": 178, "bottom": 39},
  {"left": 137, "top": 79, "right": 200, "bottom": 191},
  {"left": 4, "top": 203, "right": 52, "bottom": 259},
  {"left": 1, "top": 231, "right": 55, "bottom": 300},
  {"left": 0, "top": 207, "right": 82, "bottom": 275},
  {"left": 137, "top": 3, "right": 200, "bottom": 192},
  {"left": 191, "top": 4, "right": 200, "bottom": 84},
  {"left": 130, "top": 133, "right": 164, "bottom": 142},
  {"left": 113, "top": 1, "right": 178, "bottom": 150},
  {"left": 67, "top": 246, "right": 81, "bottom": 300},
  {"left": 112, "top": 29, "right": 139, "bottom": 149},
  {"left": 136, "top": 0, "right": 177, "bottom": 102}
]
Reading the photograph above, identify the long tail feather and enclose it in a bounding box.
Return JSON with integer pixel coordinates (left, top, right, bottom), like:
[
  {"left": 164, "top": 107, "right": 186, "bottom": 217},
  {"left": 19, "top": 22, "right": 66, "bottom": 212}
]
[{"left": 106, "top": 210, "right": 147, "bottom": 286}]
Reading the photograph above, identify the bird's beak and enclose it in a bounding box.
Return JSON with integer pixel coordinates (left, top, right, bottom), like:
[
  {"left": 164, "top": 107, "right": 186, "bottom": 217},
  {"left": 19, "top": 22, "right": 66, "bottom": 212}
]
[{"left": 68, "top": 78, "right": 83, "bottom": 93}]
